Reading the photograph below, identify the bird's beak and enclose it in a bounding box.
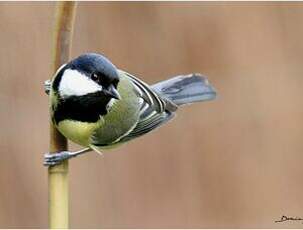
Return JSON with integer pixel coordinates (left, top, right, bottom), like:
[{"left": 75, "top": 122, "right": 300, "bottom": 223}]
[{"left": 104, "top": 85, "right": 121, "bottom": 100}]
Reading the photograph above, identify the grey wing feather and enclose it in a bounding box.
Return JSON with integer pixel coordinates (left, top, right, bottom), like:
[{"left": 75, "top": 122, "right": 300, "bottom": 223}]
[
  {"left": 121, "top": 70, "right": 178, "bottom": 113},
  {"left": 117, "top": 70, "right": 177, "bottom": 143},
  {"left": 119, "top": 109, "right": 175, "bottom": 142}
]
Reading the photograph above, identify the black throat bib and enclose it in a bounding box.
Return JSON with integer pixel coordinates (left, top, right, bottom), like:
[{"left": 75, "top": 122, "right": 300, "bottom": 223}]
[{"left": 53, "top": 92, "right": 111, "bottom": 124}]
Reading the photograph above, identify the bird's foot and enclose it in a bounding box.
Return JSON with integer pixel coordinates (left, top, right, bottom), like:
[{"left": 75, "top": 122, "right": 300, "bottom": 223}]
[
  {"left": 44, "top": 79, "right": 51, "bottom": 95},
  {"left": 44, "top": 148, "right": 92, "bottom": 166},
  {"left": 44, "top": 151, "right": 74, "bottom": 166}
]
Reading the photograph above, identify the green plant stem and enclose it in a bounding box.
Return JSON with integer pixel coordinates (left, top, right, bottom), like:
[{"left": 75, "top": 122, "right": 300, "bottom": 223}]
[{"left": 49, "top": 2, "right": 77, "bottom": 229}]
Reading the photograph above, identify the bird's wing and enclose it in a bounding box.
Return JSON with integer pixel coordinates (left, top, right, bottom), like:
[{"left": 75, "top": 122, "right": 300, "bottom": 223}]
[
  {"left": 116, "top": 70, "right": 177, "bottom": 143},
  {"left": 118, "top": 100, "right": 175, "bottom": 143}
]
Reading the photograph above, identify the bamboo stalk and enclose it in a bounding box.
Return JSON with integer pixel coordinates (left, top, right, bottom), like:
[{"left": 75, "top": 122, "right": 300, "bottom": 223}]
[{"left": 49, "top": 2, "right": 77, "bottom": 229}]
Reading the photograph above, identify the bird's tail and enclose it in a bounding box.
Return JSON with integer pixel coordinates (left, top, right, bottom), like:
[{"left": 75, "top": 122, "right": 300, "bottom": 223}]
[{"left": 151, "top": 73, "right": 216, "bottom": 106}]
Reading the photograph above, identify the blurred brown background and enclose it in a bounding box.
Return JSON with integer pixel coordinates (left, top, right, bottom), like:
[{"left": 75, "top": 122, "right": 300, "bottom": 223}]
[{"left": 0, "top": 2, "right": 303, "bottom": 228}]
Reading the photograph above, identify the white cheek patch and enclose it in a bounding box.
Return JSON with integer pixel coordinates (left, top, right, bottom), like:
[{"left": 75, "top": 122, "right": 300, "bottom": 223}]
[{"left": 59, "top": 69, "right": 102, "bottom": 98}]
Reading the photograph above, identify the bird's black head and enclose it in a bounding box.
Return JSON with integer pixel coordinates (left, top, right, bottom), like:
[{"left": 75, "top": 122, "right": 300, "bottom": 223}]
[
  {"left": 52, "top": 53, "right": 121, "bottom": 123},
  {"left": 67, "top": 53, "right": 120, "bottom": 99}
]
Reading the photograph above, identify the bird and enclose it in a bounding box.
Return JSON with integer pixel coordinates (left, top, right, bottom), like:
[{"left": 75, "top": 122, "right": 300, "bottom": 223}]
[{"left": 44, "top": 53, "right": 216, "bottom": 166}]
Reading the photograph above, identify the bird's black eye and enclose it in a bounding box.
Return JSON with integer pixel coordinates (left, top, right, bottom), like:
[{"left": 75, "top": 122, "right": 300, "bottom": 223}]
[{"left": 91, "top": 73, "right": 98, "bottom": 81}]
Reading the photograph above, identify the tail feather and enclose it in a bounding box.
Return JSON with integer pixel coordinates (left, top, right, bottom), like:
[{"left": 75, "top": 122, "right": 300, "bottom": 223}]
[{"left": 151, "top": 74, "right": 216, "bottom": 106}]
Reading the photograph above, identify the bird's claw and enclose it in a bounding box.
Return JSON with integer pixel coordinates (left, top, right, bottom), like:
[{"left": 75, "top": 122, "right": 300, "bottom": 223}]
[
  {"left": 44, "top": 151, "right": 71, "bottom": 166},
  {"left": 44, "top": 79, "right": 51, "bottom": 95}
]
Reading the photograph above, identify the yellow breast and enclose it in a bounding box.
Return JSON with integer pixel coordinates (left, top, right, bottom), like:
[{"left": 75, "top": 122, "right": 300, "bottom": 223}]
[{"left": 57, "top": 120, "right": 100, "bottom": 147}]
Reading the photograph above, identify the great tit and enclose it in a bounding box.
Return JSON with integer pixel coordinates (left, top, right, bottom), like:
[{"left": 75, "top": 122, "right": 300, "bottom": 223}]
[{"left": 44, "top": 53, "right": 216, "bottom": 166}]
